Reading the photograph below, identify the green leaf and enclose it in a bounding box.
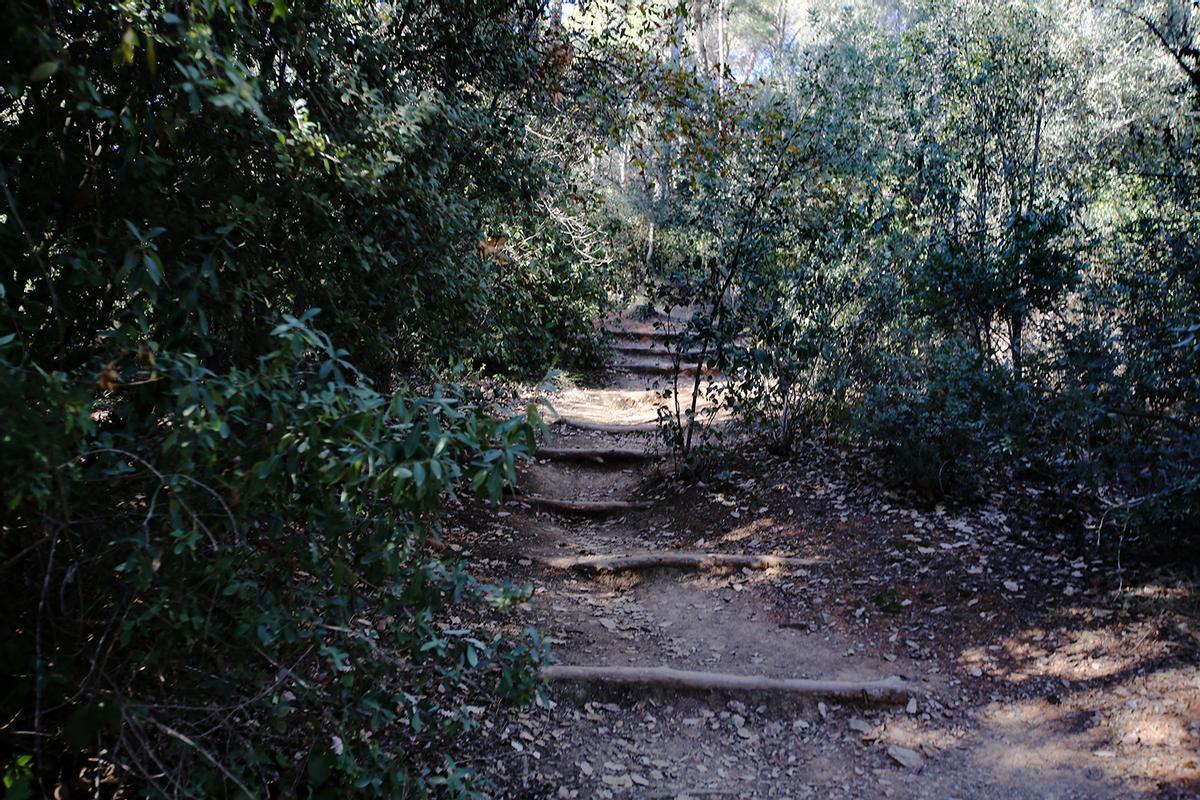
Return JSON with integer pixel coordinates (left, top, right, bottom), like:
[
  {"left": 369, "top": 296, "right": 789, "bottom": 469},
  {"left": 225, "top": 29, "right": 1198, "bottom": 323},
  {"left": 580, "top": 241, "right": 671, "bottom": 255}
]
[
  {"left": 307, "top": 752, "right": 331, "bottom": 787},
  {"left": 115, "top": 27, "right": 137, "bottom": 66},
  {"left": 145, "top": 36, "right": 157, "bottom": 75},
  {"left": 143, "top": 252, "right": 163, "bottom": 285},
  {"left": 29, "top": 61, "right": 59, "bottom": 82}
]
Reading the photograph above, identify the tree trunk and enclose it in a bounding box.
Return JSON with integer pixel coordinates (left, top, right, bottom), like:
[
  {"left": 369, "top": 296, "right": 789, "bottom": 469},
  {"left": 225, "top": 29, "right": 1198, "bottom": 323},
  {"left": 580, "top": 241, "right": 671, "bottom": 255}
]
[
  {"left": 646, "top": 222, "right": 656, "bottom": 271},
  {"left": 694, "top": 0, "right": 711, "bottom": 73},
  {"left": 717, "top": 0, "right": 727, "bottom": 93}
]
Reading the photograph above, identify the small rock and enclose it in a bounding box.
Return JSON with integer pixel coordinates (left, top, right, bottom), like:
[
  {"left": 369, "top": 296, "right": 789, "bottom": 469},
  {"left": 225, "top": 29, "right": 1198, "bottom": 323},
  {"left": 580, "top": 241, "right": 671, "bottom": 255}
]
[
  {"left": 602, "top": 773, "right": 633, "bottom": 788},
  {"left": 906, "top": 698, "right": 918, "bottom": 715},
  {"left": 848, "top": 718, "right": 873, "bottom": 735},
  {"left": 886, "top": 745, "right": 925, "bottom": 770}
]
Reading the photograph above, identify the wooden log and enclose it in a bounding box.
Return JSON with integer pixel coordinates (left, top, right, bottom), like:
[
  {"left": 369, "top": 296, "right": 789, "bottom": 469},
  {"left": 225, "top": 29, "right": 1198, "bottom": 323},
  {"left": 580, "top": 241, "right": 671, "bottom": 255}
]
[
  {"left": 537, "top": 446, "right": 659, "bottom": 463},
  {"left": 618, "top": 362, "right": 713, "bottom": 376},
  {"left": 542, "top": 665, "right": 911, "bottom": 704},
  {"left": 551, "top": 417, "right": 661, "bottom": 433},
  {"left": 615, "top": 343, "right": 704, "bottom": 358},
  {"left": 606, "top": 328, "right": 681, "bottom": 342},
  {"left": 540, "top": 551, "right": 818, "bottom": 573},
  {"left": 525, "top": 496, "right": 653, "bottom": 515}
]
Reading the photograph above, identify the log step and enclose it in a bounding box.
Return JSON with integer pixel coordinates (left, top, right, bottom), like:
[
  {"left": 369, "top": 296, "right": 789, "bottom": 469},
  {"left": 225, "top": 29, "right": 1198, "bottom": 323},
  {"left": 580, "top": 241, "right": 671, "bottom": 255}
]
[
  {"left": 525, "top": 496, "right": 653, "bottom": 515},
  {"left": 617, "top": 362, "right": 712, "bottom": 376},
  {"left": 537, "top": 446, "right": 660, "bottom": 463},
  {"left": 614, "top": 343, "right": 704, "bottom": 357},
  {"left": 540, "top": 551, "right": 818, "bottom": 573},
  {"left": 606, "top": 328, "right": 682, "bottom": 342},
  {"left": 551, "top": 417, "right": 661, "bottom": 434},
  {"left": 542, "top": 665, "right": 912, "bottom": 704}
]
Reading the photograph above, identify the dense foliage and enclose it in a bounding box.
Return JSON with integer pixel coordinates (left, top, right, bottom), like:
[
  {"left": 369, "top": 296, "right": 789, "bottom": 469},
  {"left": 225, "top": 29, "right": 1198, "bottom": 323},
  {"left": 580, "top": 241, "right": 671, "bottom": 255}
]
[
  {"left": 1, "top": 0, "right": 610, "bottom": 795},
  {"left": 593, "top": 0, "right": 1200, "bottom": 545}
]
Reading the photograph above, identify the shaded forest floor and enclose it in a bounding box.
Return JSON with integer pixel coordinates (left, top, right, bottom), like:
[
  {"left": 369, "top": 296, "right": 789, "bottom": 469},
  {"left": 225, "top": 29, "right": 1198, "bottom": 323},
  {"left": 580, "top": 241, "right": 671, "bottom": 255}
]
[{"left": 448, "top": 313, "right": 1200, "bottom": 799}]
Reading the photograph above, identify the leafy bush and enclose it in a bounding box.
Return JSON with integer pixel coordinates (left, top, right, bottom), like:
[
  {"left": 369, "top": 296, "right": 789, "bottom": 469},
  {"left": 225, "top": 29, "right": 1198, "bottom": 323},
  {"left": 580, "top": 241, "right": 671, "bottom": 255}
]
[
  {"left": 1, "top": 0, "right": 597, "bottom": 794},
  {"left": 600, "top": 0, "right": 1200, "bottom": 540},
  {"left": 1, "top": 315, "right": 548, "bottom": 796},
  {"left": 1, "top": 0, "right": 598, "bottom": 380},
  {"left": 859, "top": 338, "right": 1000, "bottom": 499}
]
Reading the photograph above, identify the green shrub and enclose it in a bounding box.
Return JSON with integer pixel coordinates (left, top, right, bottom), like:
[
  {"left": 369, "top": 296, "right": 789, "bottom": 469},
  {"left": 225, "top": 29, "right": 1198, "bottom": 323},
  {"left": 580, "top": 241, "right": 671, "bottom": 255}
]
[
  {"left": 860, "top": 339, "right": 998, "bottom": 500},
  {"left": 1, "top": 0, "right": 582, "bottom": 793},
  {"left": 1, "top": 315, "right": 548, "bottom": 796}
]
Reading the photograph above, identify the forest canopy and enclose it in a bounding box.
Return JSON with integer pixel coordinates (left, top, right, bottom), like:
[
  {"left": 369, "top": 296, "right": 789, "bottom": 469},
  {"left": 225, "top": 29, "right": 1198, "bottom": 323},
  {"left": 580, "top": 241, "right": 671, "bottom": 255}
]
[{"left": 2, "top": 0, "right": 1198, "bottom": 796}]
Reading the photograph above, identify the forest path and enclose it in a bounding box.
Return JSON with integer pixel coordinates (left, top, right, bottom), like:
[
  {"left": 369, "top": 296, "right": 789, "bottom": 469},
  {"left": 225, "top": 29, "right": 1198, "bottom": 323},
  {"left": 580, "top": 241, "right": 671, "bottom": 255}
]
[{"left": 466, "top": 309, "right": 1183, "bottom": 799}]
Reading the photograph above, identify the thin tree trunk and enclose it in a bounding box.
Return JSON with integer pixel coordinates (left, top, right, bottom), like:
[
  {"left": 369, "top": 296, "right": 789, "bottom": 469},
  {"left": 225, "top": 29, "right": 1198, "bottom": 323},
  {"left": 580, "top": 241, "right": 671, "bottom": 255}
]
[
  {"left": 717, "top": 0, "right": 727, "bottom": 93},
  {"left": 775, "top": 0, "right": 788, "bottom": 59},
  {"left": 646, "top": 223, "right": 656, "bottom": 271},
  {"left": 1010, "top": 310, "right": 1024, "bottom": 384}
]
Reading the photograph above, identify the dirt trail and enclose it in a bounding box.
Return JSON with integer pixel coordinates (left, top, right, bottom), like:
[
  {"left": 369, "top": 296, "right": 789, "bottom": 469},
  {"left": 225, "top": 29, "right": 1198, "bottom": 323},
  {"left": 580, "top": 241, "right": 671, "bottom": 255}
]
[{"left": 462, "top": 311, "right": 1198, "bottom": 799}]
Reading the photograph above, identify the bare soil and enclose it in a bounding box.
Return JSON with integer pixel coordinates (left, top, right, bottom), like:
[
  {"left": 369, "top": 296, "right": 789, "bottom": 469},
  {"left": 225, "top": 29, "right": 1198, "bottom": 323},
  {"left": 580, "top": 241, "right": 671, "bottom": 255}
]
[{"left": 449, "top": 316, "right": 1200, "bottom": 799}]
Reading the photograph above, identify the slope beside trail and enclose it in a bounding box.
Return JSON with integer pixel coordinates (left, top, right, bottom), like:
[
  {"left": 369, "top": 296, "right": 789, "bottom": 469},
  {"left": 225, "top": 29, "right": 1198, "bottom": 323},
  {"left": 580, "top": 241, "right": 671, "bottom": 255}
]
[{"left": 456, "top": 310, "right": 1197, "bottom": 800}]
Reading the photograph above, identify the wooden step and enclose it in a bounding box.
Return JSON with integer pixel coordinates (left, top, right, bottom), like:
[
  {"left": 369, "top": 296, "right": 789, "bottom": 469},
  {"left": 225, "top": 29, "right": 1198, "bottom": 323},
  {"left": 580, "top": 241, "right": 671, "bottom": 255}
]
[
  {"left": 615, "top": 342, "right": 705, "bottom": 358},
  {"left": 542, "top": 665, "right": 912, "bottom": 704},
  {"left": 617, "top": 362, "right": 714, "bottom": 376},
  {"left": 551, "top": 417, "right": 660, "bottom": 434},
  {"left": 615, "top": 354, "right": 706, "bottom": 367},
  {"left": 537, "top": 446, "right": 660, "bottom": 464},
  {"left": 524, "top": 496, "right": 653, "bottom": 515},
  {"left": 540, "top": 551, "right": 818, "bottom": 574},
  {"left": 608, "top": 328, "right": 752, "bottom": 348},
  {"left": 606, "top": 327, "right": 682, "bottom": 342}
]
